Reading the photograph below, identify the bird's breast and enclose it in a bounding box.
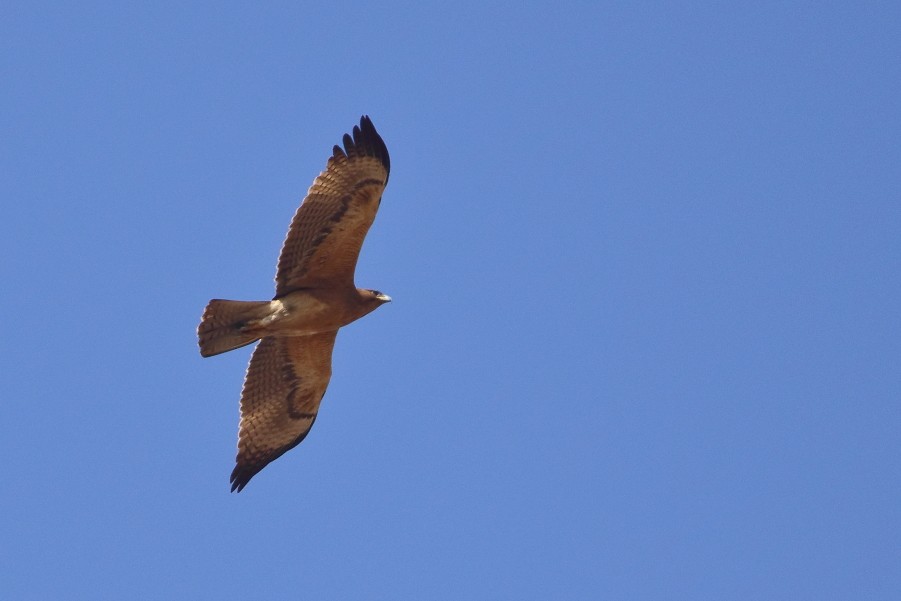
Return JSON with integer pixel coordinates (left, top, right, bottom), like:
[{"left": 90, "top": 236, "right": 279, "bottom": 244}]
[{"left": 268, "top": 290, "right": 354, "bottom": 335}]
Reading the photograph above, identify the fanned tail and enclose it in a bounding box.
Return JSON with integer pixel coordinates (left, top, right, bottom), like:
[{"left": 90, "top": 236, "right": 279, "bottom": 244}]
[{"left": 197, "top": 299, "right": 273, "bottom": 357}]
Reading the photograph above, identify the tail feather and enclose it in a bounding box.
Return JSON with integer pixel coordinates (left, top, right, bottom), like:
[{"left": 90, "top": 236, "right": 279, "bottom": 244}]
[{"left": 198, "top": 299, "right": 273, "bottom": 357}]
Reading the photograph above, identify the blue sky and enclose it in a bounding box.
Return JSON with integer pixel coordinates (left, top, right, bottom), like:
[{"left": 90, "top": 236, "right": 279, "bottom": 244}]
[{"left": 2, "top": 2, "right": 900, "bottom": 599}]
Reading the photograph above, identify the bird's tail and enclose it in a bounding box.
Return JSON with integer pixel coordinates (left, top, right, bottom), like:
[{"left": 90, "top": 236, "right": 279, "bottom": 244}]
[{"left": 197, "top": 299, "right": 274, "bottom": 357}]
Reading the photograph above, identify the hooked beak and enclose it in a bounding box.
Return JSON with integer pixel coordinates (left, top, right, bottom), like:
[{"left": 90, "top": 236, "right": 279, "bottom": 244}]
[{"left": 376, "top": 293, "right": 392, "bottom": 303}]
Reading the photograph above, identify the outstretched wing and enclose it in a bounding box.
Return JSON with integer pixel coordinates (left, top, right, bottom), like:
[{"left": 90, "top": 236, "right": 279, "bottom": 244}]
[
  {"left": 230, "top": 331, "right": 339, "bottom": 492},
  {"left": 275, "top": 116, "right": 390, "bottom": 296}
]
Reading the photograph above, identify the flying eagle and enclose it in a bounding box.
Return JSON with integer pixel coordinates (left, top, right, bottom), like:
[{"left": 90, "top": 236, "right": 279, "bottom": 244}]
[{"left": 198, "top": 116, "right": 391, "bottom": 492}]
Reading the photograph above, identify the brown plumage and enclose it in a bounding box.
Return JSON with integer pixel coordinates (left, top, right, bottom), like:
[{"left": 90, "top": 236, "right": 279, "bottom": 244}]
[{"left": 198, "top": 116, "right": 391, "bottom": 492}]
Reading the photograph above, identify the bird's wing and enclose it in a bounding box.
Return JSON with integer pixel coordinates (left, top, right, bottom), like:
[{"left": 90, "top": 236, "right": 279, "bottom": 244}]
[
  {"left": 275, "top": 116, "right": 390, "bottom": 296},
  {"left": 230, "top": 331, "right": 338, "bottom": 492}
]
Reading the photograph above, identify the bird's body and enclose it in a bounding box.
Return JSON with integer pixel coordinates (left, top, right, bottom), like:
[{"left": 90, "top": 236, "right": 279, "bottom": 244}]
[
  {"left": 200, "top": 287, "right": 387, "bottom": 354},
  {"left": 271, "top": 287, "right": 386, "bottom": 334},
  {"left": 197, "top": 116, "right": 391, "bottom": 492}
]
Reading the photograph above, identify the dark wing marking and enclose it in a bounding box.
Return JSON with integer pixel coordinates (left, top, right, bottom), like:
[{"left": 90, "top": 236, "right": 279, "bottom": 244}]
[
  {"left": 230, "top": 331, "right": 339, "bottom": 492},
  {"left": 275, "top": 116, "right": 390, "bottom": 296}
]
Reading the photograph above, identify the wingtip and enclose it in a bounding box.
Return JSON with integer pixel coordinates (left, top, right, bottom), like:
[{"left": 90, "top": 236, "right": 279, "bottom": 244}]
[
  {"left": 339, "top": 115, "right": 390, "bottom": 181},
  {"left": 229, "top": 476, "right": 246, "bottom": 493},
  {"left": 230, "top": 464, "right": 260, "bottom": 493}
]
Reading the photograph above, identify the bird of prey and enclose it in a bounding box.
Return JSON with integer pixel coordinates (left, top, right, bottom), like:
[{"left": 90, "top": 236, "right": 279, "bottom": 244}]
[{"left": 198, "top": 116, "right": 391, "bottom": 492}]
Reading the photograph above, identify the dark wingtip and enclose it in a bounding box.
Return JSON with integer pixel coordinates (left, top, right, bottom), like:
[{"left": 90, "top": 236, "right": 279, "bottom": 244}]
[
  {"left": 230, "top": 463, "right": 263, "bottom": 493},
  {"left": 228, "top": 422, "right": 317, "bottom": 493},
  {"left": 339, "top": 115, "right": 390, "bottom": 183}
]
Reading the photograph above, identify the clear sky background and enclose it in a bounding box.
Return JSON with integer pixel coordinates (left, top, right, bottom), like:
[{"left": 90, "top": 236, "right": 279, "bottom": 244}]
[{"left": 2, "top": 2, "right": 899, "bottom": 599}]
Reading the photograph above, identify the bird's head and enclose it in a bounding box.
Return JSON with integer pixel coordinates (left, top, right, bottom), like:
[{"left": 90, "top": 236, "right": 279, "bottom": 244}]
[
  {"left": 370, "top": 289, "right": 392, "bottom": 303},
  {"left": 359, "top": 288, "right": 392, "bottom": 308}
]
